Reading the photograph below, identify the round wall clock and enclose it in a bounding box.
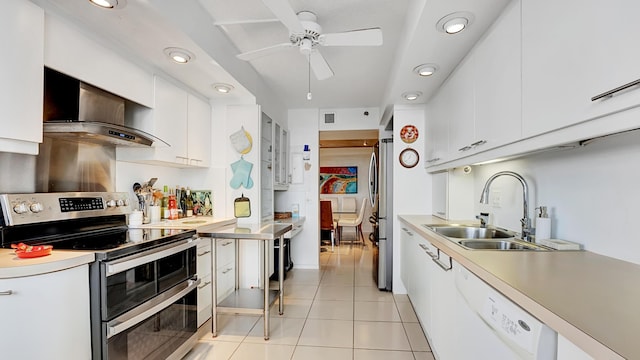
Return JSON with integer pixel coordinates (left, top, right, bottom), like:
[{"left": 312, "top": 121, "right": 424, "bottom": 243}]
[
  {"left": 400, "top": 125, "right": 419, "bottom": 143},
  {"left": 399, "top": 148, "right": 420, "bottom": 168}
]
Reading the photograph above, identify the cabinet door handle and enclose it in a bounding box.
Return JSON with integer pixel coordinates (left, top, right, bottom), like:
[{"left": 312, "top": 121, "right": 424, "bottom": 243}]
[
  {"left": 471, "top": 140, "right": 487, "bottom": 147},
  {"left": 198, "top": 280, "right": 212, "bottom": 289},
  {"left": 222, "top": 268, "right": 233, "bottom": 274},
  {"left": 458, "top": 145, "right": 472, "bottom": 152},
  {"left": 0, "top": 290, "right": 13, "bottom": 295},
  {"left": 432, "top": 251, "right": 452, "bottom": 271},
  {"left": 592, "top": 78, "right": 640, "bottom": 101},
  {"left": 220, "top": 241, "right": 233, "bottom": 247},
  {"left": 426, "top": 157, "right": 441, "bottom": 163},
  {"left": 197, "top": 250, "right": 211, "bottom": 257}
]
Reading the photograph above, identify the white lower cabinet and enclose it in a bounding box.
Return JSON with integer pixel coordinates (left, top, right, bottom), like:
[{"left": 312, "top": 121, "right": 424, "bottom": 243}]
[
  {"left": 0, "top": 264, "right": 91, "bottom": 359},
  {"left": 197, "top": 238, "right": 213, "bottom": 327},
  {"left": 429, "top": 250, "right": 457, "bottom": 360},
  {"left": 400, "top": 226, "right": 456, "bottom": 359}
]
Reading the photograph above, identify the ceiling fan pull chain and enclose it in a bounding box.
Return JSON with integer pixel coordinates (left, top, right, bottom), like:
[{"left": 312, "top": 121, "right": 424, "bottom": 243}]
[{"left": 307, "top": 53, "right": 312, "bottom": 100}]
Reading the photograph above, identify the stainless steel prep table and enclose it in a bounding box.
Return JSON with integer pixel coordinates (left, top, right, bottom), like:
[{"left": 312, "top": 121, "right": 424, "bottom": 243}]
[{"left": 198, "top": 223, "right": 292, "bottom": 340}]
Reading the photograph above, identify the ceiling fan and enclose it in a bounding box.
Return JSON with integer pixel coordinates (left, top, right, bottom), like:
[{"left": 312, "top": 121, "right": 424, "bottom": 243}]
[{"left": 235, "top": 0, "right": 383, "bottom": 80}]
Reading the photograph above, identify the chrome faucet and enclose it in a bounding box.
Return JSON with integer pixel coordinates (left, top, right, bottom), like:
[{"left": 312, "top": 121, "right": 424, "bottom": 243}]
[{"left": 479, "top": 171, "right": 533, "bottom": 242}]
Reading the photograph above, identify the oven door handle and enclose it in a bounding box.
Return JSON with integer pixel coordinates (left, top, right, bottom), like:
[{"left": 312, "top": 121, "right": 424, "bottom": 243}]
[
  {"left": 106, "top": 278, "right": 200, "bottom": 339},
  {"left": 105, "top": 237, "right": 200, "bottom": 276}
]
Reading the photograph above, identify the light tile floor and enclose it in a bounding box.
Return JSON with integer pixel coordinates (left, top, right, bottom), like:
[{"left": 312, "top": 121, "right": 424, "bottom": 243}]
[{"left": 183, "top": 239, "right": 435, "bottom": 360}]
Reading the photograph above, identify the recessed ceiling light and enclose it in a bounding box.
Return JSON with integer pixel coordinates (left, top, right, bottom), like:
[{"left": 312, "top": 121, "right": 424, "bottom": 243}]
[
  {"left": 402, "top": 91, "right": 422, "bottom": 101},
  {"left": 163, "top": 47, "right": 195, "bottom": 64},
  {"left": 413, "top": 64, "right": 438, "bottom": 77},
  {"left": 88, "top": 0, "right": 126, "bottom": 9},
  {"left": 213, "top": 83, "right": 234, "bottom": 93},
  {"left": 436, "top": 12, "right": 474, "bottom": 34}
]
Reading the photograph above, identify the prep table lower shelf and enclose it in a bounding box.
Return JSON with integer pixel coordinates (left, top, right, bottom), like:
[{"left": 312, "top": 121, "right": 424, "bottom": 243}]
[{"left": 217, "top": 288, "right": 279, "bottom": 314}]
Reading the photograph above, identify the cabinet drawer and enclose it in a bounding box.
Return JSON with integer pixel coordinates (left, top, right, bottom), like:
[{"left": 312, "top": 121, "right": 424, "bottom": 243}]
[
  {"left": 216, "top": 238, "right": 235, "bottom": 264},
  {"left": 217, "top": 263, "right": 235, "bottom": 303},
  {"left": 197, "top": 273, "right": 212, "bottom": 327},
  {"left": 197, "top": 241, "right": 212, "bottom": 277}
]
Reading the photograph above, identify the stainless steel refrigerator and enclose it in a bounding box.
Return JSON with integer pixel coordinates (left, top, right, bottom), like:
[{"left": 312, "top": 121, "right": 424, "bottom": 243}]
[{"left": 368, "top": 138, "right": 393, "bottom": 291}]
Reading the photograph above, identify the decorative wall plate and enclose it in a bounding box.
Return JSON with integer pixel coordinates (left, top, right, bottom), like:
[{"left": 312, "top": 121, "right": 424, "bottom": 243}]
[{"left": 400, "top": 125, "right": 419, "bottom": 143}]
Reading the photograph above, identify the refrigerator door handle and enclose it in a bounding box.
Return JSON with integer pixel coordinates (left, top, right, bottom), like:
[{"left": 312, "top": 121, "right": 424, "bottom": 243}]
[{"left": 368, "top": 151, "right": 378, "bottom": 208}]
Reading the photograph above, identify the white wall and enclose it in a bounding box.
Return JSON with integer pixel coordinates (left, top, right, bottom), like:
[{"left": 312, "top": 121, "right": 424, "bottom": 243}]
[
  {"left": 319, "top": 147, "right": 374, "bottom": 234},
  {"left": 276, "top": 109, "right": 320, "bottom": 269},
  {"left": 393, "top": 105, "right": 432, "bottom": 293},
  {"left": 469, "top": 129, "right": 640, "bottom": 265}
]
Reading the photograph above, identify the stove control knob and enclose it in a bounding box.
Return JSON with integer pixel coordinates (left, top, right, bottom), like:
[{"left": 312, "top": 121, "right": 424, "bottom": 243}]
[
  {"left": 116, "top": 199, "right": 125, "bottom": 207},
  {"left": 13, "top": 203, "right": 28, "bottom": 214},
  {"left": 106, "top": 200, "right": 117, "bottom": 208},
  {"left": 29, "top": 202, "right": 44, "bottom": 213}
]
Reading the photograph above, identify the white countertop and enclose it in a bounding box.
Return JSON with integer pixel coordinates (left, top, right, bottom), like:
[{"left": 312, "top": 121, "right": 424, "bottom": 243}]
[
  {"left": 399, "top": 214, "right": 637, "bottom": 360},
  {"left": 0, "top": 249, "right": 95, "bottom": 279}
]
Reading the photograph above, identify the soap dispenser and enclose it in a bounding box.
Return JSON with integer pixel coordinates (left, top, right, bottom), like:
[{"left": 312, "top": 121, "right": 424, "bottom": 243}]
[{"left": 536, "top": 206, "right": 551, "bottom": 241}]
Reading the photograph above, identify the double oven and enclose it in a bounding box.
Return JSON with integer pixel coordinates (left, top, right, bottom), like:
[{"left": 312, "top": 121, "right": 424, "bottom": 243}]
[{"left": 0, "top": 192, "right": 201, "bottom": 359}]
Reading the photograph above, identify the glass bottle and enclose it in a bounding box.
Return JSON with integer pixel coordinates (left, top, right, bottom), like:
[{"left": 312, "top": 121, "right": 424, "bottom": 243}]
[
  {"left": 161, "top": 185, "right": 169, "bottom": 219},
  {"left": 168, "top": 195, "right": 178, "bottom": 220},
  {"left": 186, "top": 188, "right": 193, "bottom": 217},
  {"left": 179, "top": 187, "right": 187, "bottom": 218}
]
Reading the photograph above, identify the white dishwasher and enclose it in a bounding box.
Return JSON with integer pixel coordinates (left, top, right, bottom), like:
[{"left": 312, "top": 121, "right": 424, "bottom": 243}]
[{"left": 454, "top": 265, "right": 557, "bottom": 360}]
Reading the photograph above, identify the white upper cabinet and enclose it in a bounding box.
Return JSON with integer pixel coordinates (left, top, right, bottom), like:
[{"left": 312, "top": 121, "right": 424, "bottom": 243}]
[
  {"left": 446, "top": 56, "right": 477, "bottom": 158},
  {"left": 44, "top": 14, "right": 153, "bottom": 107},
  {"left": 187, "top": 94, "right": 212, "bottom": 167},
  {"left": 428, "top": 0, "right": 522, "bottom": 166},
  {"left": 522, "top": 0, "right": 640, "bottom": 138},
  {"left": 117, "top": 76, "right": 211, "bottom": 168},
  {"left": 474, "top": 0, "right": 521, "bottom": 148},
  {"left": 425, "top": 92, "right": 449, "bottom": 165},
  {"left": 0, "top": 0, "right": 44, "bottom": 155}
]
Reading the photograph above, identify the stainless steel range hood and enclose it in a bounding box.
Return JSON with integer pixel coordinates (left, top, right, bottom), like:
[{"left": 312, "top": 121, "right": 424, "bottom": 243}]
[{"left": 43, "top": 68, "right": 166, "bottom": 147}]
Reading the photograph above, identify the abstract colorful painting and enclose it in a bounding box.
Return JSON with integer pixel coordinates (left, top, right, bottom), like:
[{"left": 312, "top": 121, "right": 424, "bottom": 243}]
[{"left": 320, "top": 166, "right": 358, "bottom": 194}]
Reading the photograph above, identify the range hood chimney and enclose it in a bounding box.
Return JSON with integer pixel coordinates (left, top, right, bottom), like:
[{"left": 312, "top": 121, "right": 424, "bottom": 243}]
[{"left": 43, "top": 68, "right": 166, "bottom": 147}]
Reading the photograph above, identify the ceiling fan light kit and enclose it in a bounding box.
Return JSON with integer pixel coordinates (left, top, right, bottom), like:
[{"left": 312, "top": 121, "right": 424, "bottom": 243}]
[
  {"left": 235, "top": 0, "right": 383, "bottom": 82},
  {"left": 436, "top": 12, "right": 474, "bottom": 34}
]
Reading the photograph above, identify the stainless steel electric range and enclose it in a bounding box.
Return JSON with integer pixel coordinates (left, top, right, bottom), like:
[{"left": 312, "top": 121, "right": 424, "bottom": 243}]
[{"left": 0, "top": 192, "right": 201, "bottom": 360}]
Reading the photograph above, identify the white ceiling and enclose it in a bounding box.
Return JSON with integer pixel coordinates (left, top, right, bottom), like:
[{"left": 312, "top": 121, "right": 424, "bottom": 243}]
[{"left": 34, "top": 0, "right": 511, "bottom": 126}]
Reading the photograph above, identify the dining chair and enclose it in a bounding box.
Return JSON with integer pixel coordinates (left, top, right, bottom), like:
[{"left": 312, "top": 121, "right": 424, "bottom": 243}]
[
  {"left": 341, "top": 197, "right": 357, "bottom": 213},
  {"left": 320, "top": 200, "right": 337, "bottom": 251},
  {"left": 337, "top": 198, "right": 367, "bottom": 244}
]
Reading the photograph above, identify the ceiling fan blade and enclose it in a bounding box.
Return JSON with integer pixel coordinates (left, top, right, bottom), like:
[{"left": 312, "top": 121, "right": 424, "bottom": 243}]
[
  {"left": 237, "top": 43, "right": 295, "bottom": 61},
  {"left": 261, "top": 0, "right": 304, "bottom": 33},
  {"left": 320, "top": 28, "right": 383, "bottom": 46},
  {"left": 309, "top": 51, "right": 334, "bottom": 80},
  {"left": 214, "top": 18, "right": 280, "bottom": 26}
]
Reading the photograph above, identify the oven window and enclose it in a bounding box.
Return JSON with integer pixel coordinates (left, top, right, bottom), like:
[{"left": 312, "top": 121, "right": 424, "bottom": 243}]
[
  {"left": 105, "top": 263, "right": 156, "bottom": 320},
  {"left": 107, "top": 289, "right": 197, "bottom": 360},
  {"left": 157, "top": 247, "right": 196, "bottom": 293}
]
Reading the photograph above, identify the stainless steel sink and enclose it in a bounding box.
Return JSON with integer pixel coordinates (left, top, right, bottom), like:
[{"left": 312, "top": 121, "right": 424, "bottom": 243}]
[
  {"left": 458, "top": 239, "right": 549, "bottom": 251},
  {"left": 422, "top": 224, "right": 515, "bottom": 239},
  {"left": 421, "top": 224, "right": 551, "bottom": 251}
]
